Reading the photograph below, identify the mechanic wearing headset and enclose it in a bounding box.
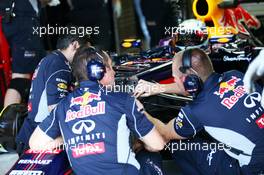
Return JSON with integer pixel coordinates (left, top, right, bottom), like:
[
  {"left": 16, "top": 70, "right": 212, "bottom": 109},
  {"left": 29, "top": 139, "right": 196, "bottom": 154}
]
[
  {"left": 139, "top": 48, "right": 264, "bottom": 175},
  {"left": 16, "top": 33, "right": 87, "bottom": 154},
  {"left": 29, "top": 46, "right": 165, "bottom": 175}
]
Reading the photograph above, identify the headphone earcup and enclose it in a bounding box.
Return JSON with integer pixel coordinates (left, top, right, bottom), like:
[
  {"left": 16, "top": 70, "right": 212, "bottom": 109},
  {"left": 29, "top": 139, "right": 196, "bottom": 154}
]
[
  {"left": 87, "top": 59, "right": 106, "bottom": 81},
  {"left": 183, "top": 74, "right": 203, "bottom": 97}
]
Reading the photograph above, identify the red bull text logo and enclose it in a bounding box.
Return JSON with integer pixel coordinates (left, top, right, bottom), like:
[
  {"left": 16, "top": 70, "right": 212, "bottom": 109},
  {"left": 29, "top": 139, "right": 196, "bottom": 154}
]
[
  {"left": 214, "top": 76, "right": 241, "bottom": 99},
  {"left": 66, "top": 102, "right": 105, "bottom": 122},
  {"left": 70, "top": 92, "right": 101, "bottom": 107},
  {"left": 221, "top": 85, "right": 246, "bottom": 109}
]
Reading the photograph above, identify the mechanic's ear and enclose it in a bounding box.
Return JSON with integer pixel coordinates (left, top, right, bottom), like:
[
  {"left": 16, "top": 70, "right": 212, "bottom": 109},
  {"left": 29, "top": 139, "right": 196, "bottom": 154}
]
[{"left": 72, "top": 41, "right": 80, "bottom": 50}]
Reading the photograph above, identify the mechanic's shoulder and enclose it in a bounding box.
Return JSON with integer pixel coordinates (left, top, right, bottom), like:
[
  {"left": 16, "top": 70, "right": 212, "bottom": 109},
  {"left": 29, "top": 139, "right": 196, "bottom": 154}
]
[
  {"left": 224, "top": 70, "right": 244, "bottom": 78},
  {"left": 109, "top": 91, "right": 131, "bottom": 102}
]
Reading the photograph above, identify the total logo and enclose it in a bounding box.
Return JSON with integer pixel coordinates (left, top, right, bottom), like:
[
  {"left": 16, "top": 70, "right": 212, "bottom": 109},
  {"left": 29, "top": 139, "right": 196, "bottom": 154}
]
[
  {"left": 72, "top": 142, "right": 105, "bottom": 158},
  {"left": 70, "top": 91, "right": 101, "bottom": 107},
  {"left": 214, "top": 76, "right": 241, "bottom": 99}
]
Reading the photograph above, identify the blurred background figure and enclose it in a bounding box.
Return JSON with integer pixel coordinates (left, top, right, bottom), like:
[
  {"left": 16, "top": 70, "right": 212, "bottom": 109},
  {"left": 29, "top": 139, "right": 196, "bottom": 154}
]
[
  {"left": 1, "top": 0, "right": 47, "bottom": 108},
  {"left": 66, "top": 0, "right": 122, "bottom": 51}
]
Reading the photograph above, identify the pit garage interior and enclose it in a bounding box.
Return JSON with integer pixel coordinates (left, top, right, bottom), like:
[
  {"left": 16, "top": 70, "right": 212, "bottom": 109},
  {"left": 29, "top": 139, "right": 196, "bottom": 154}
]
[{"left": 1, "top": 0, "right": 264, "bottom": 175}]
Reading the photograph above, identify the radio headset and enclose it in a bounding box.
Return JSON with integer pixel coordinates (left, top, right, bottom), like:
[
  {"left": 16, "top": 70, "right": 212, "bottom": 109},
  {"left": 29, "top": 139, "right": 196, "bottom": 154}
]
[{"left": 178, "top": 48, "right": 203, "bottom": 97}]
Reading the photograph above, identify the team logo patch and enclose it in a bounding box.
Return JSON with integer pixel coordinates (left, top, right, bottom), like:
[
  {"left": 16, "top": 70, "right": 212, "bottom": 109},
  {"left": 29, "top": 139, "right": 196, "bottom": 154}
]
[
  {"left": 66, "top": 102, "right": 105, "bottom": 122},
  {"left": 57, "top": 83, "right": 68, "bottom": 90},
  {"left": 70, "top": 91, "right": 101, "bottom": 107},
  {"left": 214, "top": 76, "right": 246, "bottom": 109},
  {"left": 220, "top": 85, "right": 246, "bottom": 109},
  {"left": 72, "top": 120, "right": 96, "bottom": 135},
  {"left": 175, "top": 112, "right": 184, "bottom": 129},
  {"left": 214, "top": 76, "right": 241, "bottom": 99}
]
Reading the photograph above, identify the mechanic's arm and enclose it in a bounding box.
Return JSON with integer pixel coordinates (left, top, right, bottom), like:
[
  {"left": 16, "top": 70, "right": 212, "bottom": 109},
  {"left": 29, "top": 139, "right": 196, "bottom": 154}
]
[
  {"left": 46, "top": 70, "right": 71, "bottom": 112},
  {"left": 29, "top": 106, "right": 63, "bottom": 150},
  {"left": 126, "top": 97, "right": 165, "bottom": 152},
  {"left": 29, "top": 127, "right": 63, "bottom": 151},
  {"left": 140, "top": 126, "right": 165, "bottom": 152},
  {"left": 144, "top": 111, "right": 185, "bottom": 142}
]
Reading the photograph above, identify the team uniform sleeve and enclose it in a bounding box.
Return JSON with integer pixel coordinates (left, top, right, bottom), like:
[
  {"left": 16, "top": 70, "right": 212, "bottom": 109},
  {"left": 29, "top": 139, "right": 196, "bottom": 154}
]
[
  {"left": 38, "top": 105, "right": 61, "bottom": 139},
  {"left": 46, "top": 67, "right": 72, "bottom": 106},
  {"left": 174, "top": 107, "right": 203, "bottom": 138},
  {"left": 124, "top": 95, "right": 154, "bottom": 138}
]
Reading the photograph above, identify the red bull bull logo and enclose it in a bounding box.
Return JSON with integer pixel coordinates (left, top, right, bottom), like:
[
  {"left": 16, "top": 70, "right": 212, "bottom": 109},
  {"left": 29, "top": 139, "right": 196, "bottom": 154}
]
[
  {"left": 70, "top": 92, "right": 101, "bottom": 107},
  {"left": 214, "top": 76, "right": 241, "bottom": 98}
]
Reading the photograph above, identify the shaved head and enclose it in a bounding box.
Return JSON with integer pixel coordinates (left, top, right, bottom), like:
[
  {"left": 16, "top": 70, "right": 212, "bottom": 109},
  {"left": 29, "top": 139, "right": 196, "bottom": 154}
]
[{"left": 173, "top": 48, "right": 214, "bottom": 82}]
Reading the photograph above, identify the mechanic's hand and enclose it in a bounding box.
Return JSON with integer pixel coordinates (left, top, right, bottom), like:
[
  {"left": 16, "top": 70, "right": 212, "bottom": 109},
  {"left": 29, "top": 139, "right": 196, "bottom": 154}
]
[
  {"left": 243, "top": 50, "right": 264, "bottom": 107},
  {"left": 134, "top": 80, "right": 164, "bottom": 98}
]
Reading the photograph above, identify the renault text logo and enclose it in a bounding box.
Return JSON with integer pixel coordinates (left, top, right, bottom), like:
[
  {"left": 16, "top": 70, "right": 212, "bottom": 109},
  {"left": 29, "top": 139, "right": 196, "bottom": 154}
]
[
  {"left": 244, "top": 92, "right": 261, "bottom": 108},
  {"left": 72, "top": 120, "right": 95, "bottom": 135}
]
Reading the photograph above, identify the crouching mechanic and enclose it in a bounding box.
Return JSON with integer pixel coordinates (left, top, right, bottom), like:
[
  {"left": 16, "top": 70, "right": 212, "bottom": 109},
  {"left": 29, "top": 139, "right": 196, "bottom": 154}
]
[
  {"left": 29, "top": 46, "right": 165, "bottom": 175},
  {"left": 144, "top": 48, "right": 264, "bottom": 175},
  {"left": 16, "top": 33, "right": 86, "bottom": 154}
]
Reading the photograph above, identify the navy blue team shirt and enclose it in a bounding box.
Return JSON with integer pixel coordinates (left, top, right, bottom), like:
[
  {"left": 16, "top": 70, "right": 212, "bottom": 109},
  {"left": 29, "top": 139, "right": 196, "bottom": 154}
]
[
  {"left": 39, "top": 81, "right": 154, "bottom": 175},
  {"left": 27, "top": 51, "right": 72, "bottom": 125},
  {"left": 174, "top": 70, "right": 264, "bottom": 174}
]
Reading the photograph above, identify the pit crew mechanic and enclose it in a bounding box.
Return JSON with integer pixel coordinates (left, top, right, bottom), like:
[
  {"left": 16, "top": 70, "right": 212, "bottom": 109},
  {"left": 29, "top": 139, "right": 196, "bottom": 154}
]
[
  {"left": 16, "top": 33, "right": 86, "bottom": 153},
  {"left": 29, "top": 46, "right": 165, "bottom": 175},
  {"left": 0, "top": 0, "right": 49, "bottom": 107},
  {"left": 138, "top": 48, "right": 264, "bottom": 175}
]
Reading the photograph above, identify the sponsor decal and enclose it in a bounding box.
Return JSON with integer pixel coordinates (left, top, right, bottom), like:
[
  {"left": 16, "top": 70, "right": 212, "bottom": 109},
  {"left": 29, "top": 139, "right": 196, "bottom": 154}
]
[
  {"left": 214, "top": 76, "right": 241, "bottom": 99},
  {"left": 207, "top": 149, "right": 216, "bottom": 166},
  {"left": 221, "top": 85, "right": 246, "bottom": 109},
  {"left": 244, "top": 92, "right": 262, "bottom": 108},
  {"left": 56, "top": 78, "right": 67, "bottom": 83},
  {"left": 244, "top": 92, "right": 264, "bottom": 125},
  {"left": 28, "top": 102, "right": 32, "bottom": 112},
  {"left": 66, "top": 102, "right": 105, "bottom": 122},
  {"left": 67, "top": 132, "right": 105, "bottom": 145},
  {"left": 25, "top": 149, "right": 62, "bottom": 154},
  {"left": 9, "top": 170, "right": 44, "bottom": 175},
  {"left": 18, "top": 159, "right": 52, "bottom": 165},
  {"left": 70, "top": 92, "right": 101, "bottom": 107},
  {"left": 72, "top": 120, "right": 96, "bottom": 135},
  {"left": 175, "top": 112, "right": 184, "bottom": 129},
  {"left": 24, "top": 50, "right": 36, "bottom": 58},
  {"left": 223, "top": 55, "right": 251, "bottom": 62},
  {"left": 57, "top": 83, "right": 68, "bottom": 90},
  {"left": 256, "top": 115, "right": 264, "bottom": 129},
  {"left": 59, "top": 93, "right": 66, "bottom": 98},
  {"left": 32, "top": 68, "right": 39, "bottom": 80},
  {"left": 72, "top": 142, "right": 105, "bottom": 158},
  {"left": 246, "top": 106, "right": 263, "bottom": 124}
]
